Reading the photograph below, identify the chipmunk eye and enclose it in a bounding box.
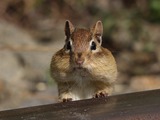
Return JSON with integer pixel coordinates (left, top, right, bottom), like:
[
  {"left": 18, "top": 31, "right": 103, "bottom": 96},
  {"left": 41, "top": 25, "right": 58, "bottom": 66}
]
[
  {"left": 90, "top": 41, "right": 96, "bottom": 50},
  {"left": 66, "top": 41, "right": 72, "bottom": 50}
]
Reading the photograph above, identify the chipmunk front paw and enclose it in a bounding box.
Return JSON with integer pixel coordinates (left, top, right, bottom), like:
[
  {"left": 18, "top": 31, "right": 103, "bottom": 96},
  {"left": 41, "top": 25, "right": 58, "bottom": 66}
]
[
  {"left": 59, "top": 93, "right": 73, "bottom": 102},
  {"left": 93, "top": 91, "right": 108, "bottom": 98},
  {"left": 62, "top": 98, "right": 72, "bottom": 102}
]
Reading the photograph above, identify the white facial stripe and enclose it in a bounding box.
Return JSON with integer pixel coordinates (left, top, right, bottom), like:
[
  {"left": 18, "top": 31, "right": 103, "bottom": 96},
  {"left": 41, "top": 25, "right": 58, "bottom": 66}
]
[
  {"left": 69, "top": 39, "right": 74, "bottom": 51},
  {"left": 69, "top": 39, "right": 72, "bottom": 46},
  {"left": 89, "top": 39, "right": 95, "bottom": 46}
]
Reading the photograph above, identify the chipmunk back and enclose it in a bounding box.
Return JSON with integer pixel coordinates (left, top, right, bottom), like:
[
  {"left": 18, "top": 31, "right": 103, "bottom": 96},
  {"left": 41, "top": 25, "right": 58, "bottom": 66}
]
[{"left": 50, "top": 20, "right": 117, "bottom": 102}]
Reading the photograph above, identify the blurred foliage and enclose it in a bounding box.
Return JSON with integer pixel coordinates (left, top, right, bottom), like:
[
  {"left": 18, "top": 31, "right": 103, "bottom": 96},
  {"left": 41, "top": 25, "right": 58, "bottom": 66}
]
[
  {"left": 34, "top": 0, "right": 52, "bottom": 16},
  {"left": 149, "top": 0, "right": 160, "bottom": 23},
  {"left": 0, "top": 0, "right": 159, "bottom": 52}
]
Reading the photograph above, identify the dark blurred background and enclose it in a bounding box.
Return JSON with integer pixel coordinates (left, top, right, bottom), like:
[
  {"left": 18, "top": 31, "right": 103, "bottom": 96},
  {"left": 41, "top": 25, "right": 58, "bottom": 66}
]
[{"left": 0, "top": 0, "right": 160, "bottom": 110}]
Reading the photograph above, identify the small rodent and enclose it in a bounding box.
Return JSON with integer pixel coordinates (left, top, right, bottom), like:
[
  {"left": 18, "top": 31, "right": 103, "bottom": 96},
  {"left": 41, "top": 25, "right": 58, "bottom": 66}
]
[{"left": 50, "top": 20, "right": 117, "bottom": 102}]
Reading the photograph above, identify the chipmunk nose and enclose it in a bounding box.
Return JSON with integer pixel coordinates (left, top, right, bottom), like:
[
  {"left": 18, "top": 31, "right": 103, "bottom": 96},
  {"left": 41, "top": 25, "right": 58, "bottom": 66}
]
[
  {"left": 76, "top": 59, "right": 84, "bottom": 65},
  {"left": 75, "top": 53, "right": 84, "bottom": 65}
]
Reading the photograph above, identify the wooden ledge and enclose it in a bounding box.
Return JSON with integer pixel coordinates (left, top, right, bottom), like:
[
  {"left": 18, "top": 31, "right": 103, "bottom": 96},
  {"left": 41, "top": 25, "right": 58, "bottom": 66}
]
[{"left": 0, "top": 89, "right": 160, "bottom": 120}]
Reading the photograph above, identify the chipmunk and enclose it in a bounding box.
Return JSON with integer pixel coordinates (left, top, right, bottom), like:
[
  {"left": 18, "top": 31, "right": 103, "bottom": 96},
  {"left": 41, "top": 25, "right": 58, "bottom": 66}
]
[{"left": 50, "top": 20, "right": 117, "bottom": 102}]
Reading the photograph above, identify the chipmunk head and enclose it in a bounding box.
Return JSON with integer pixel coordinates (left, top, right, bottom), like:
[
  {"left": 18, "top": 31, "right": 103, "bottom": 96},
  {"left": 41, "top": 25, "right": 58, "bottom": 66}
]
[{"left": 64, "top": 20, "right": 103, "bottom": 69}]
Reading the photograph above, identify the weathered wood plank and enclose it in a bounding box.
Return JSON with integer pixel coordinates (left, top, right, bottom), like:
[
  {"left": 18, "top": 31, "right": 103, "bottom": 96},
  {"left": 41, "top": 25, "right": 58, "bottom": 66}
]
[{"left": 0, "top": 89, "right": 160, "bottom": 120}]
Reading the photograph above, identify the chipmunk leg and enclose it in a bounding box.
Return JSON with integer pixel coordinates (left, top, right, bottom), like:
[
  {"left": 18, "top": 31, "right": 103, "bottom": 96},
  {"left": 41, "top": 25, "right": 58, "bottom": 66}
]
[
  {"left": 92, "top": 81, "right": 113, "bottom": 98},
  {"left": 58, "top": 81, "right": 75, "bottom": 102}
]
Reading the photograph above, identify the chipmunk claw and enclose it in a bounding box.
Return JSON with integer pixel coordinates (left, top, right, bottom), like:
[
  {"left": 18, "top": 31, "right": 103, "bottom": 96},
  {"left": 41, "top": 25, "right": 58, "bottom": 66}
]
[
  {"left": 93, "top": 92, "right": 108, "bottom": 98},
  {"left": 62, "top": 98, "right": 72, "bottom": 102}
]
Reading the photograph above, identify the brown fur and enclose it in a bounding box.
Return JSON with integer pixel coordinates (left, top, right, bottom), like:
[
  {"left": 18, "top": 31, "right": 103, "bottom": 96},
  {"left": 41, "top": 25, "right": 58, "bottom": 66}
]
[{"left": 50, "top": 20, "right": 117, "bottom": 102}]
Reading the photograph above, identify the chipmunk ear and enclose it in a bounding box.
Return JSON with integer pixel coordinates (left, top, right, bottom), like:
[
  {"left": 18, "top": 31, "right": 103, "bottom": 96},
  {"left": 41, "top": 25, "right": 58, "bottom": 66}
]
[
  {"left": 92, "top": 21, "right": 103, "bottom": 45},
  {"left": 65, "top": 20, "right": 75, "bottom": 37},
  {"left": 92, "top": 20, "right": 103, "bottom": 36}
]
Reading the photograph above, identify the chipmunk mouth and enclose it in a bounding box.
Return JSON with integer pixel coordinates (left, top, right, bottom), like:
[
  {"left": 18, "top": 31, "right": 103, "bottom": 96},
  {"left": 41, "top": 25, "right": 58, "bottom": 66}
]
[
  {"left": 74, "top": 65, "right": 83, "bottom": 69},
  {"left": 74, "top": 58, "right": 85, "bottom": 69},
  {"left": 73, "top": 63, "right": 86, "bottom": 70}
]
